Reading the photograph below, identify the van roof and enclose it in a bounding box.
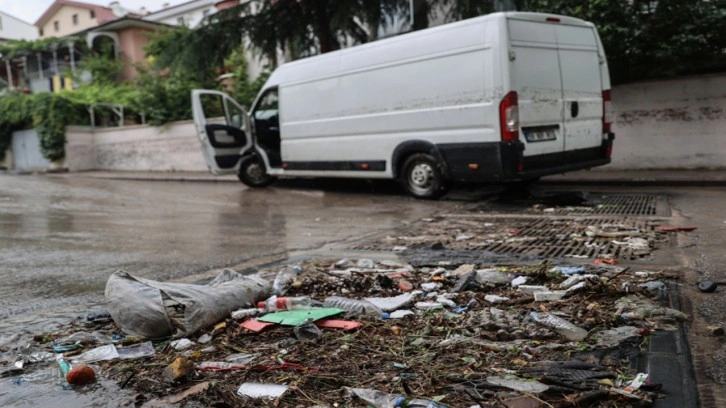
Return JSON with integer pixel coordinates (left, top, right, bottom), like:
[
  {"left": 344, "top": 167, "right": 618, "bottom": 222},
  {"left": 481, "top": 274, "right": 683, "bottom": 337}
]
[{"left": 264, "top": 12, "right": 592, "bottom": 88}]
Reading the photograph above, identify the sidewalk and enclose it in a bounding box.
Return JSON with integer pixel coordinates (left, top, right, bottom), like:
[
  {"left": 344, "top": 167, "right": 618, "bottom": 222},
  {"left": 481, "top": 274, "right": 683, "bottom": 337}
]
[
  {"left": 540, "top": 169, "right": 726, "bottom": 186},
  {"left": 52, "top": 169, "right": 726, "bottom": 186}
]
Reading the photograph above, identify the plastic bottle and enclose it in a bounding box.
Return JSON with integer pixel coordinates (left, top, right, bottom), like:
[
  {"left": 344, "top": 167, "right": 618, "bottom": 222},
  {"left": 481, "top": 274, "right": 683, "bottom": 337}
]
[
  {"left": 348, "top": 388, "right": 449, "bottom": 408},
  {"left": 257, "top": 295, "right": 312, "bottom": 311},
  {"left": 529, "top": 311, "right": 588, "bottom": 341},
  {"left": 348, "top": 388, "right": 400, "bottom": 408},
  {"left": 293, "top": 318, "right": 322, "bottom": 341},
  {"left": 396, "top": 398, "right": 449, "bottom": 407},
  {"left": 273, "top": 265, "right": 303, "bottom": 295},
  {"left": 323, "top": 296, "right": 383, "bottom": 317}
]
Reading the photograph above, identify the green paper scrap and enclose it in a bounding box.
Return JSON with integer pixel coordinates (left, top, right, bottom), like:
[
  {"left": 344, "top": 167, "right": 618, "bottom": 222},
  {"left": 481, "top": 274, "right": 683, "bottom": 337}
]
[{"left": 257, "top": 308, "right": 344, "bottom": 326}]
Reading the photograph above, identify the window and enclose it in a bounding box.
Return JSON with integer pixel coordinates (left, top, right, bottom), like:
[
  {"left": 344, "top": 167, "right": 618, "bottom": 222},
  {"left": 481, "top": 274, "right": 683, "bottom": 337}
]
[
  {"left": 202, "top": 9, "right": 210, "bottom": 18},
  {"left": 0, "top": 17, "right": 3, "bottom": 31},
  {"left": 40, "top": 29, "right": 44, "bottom": 36},
  {"left": 54, "top": 21, "right": 59, "bottom": 31},
  {"left": 177, "top": 16, "right": 185, "bottom": 24},
  {"left": 72, "top": 14, "right": 79, "bottom": 25},
  {"left": 90, "top": 10, "right": 96, "bottom": 18},
  {"left": 254, "top": 88, "right": 279, "bottom": 121}
]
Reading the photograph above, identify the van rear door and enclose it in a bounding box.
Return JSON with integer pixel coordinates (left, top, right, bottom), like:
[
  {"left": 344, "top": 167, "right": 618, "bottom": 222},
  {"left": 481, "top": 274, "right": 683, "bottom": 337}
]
[
  {"left": 554, "top": 24, "right": 603, "bottom": 154},
  {"left": 507, "top": 16, "right": 604, "bottom": 168},
  {"left": 507, "top": 18, "right": 566, "bottom": 163},
  {"left": 191, "top": 90, "right": 252, "bottom": 175}
]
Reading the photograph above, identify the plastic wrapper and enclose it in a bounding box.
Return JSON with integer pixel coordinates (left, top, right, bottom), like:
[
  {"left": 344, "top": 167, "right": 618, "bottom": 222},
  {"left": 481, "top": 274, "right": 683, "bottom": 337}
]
[
  {"left": 529, "top": 312, "right": 588, "bottom": 341},
  {"left": 105, "top": 269, "right": 271, "bottom": 339}
]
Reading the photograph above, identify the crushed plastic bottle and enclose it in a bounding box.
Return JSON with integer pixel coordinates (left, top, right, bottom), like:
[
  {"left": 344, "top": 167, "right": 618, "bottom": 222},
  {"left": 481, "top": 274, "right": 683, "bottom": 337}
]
[
  {"left": 293, "top": 318, "right": 322, "bottom": 341},
  {"left": 272, "top": 265, "right": 303, "bottom": 295},
  {"left": 257, "top": 295, "right": 312, "bottom": 311},
  {"left": 348, "top": 387, "right": 449, "bottom": 408},
  {"left": 323, "top": 296, "right": 382, "bottom": 317},
  {"left": 529, "top": 311, "right": 588, "bottom": 341}
]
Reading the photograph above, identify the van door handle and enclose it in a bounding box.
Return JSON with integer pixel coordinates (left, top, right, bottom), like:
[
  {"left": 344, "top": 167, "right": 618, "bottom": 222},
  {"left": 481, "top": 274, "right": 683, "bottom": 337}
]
[{"left": 570, "top": 101, "right": 579, "bottom": 118}]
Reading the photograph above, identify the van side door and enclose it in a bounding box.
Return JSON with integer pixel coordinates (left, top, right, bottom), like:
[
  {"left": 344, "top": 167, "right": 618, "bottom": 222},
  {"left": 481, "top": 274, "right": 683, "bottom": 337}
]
[{"left": 191, "top": 90, "right": 252, "bottom": 175}]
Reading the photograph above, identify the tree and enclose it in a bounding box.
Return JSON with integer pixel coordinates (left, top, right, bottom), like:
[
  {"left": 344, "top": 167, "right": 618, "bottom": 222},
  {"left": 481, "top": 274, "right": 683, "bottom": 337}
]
[
  {"left": 148, "top": 0, "right": 419, "bottom": 76},
  {"left": 148, "top": 0, "right": 726, "bottom": 85},
  {"left": 515, "top": 0, "right": 726, "bottom": 83}
]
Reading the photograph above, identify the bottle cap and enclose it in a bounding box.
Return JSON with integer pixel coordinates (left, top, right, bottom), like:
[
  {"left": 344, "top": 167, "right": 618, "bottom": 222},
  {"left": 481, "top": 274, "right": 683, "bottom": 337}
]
[{"left": 257, "top": 301, "right": 265, "bottom": 309}]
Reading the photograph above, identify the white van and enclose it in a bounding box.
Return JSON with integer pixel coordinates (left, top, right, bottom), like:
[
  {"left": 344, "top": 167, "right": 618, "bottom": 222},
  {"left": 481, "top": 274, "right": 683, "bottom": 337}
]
[{"left": 192, "top": 11, "right": 614, "bottom": 199}]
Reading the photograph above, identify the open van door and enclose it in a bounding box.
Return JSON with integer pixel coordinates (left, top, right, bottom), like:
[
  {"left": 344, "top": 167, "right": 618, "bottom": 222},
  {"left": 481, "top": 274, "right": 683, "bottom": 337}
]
[{"left": 191, "top": 90, "right": 252, "bottom": 175}]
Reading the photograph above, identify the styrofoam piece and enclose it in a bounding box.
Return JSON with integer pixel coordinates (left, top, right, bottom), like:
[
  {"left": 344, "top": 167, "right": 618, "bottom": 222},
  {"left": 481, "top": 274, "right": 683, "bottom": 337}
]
[
  {"left": 517, "top": 285, "right": 549, "bottom": 295},
  {"left": 533, "top": 291, "right": 567, "bottom": 302},
  {"left": 365, "top": 293, "right": 415, "bottom": 312},
  {"left": 237, "top": 382, "right": 288, "bottom": 399}
]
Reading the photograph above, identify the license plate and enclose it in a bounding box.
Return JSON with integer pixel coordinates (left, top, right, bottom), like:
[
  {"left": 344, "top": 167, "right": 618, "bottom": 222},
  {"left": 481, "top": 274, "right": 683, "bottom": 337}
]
[{"left": 524, "top": 129, "right": 557, "bottom": 142}]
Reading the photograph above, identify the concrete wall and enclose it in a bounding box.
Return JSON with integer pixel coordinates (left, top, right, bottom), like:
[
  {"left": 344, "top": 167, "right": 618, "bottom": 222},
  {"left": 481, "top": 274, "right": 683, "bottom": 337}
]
[
  {"left": 66, "top": 120, "right": 208, "bottom": 172},
  {"left": 607, "top": 73, "right": 726, "bottom": 170},
  {"left": 65, "top": 128, "right": 96, "bottom": 172},
  {"left": 1, "top": 150, "right": 12, "bottom": 170}
]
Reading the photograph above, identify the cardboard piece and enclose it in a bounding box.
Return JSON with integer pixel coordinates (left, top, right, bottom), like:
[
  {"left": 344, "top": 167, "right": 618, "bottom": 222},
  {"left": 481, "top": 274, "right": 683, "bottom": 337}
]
[
  {"left": 257, "top": 308, "right": 344, "bottom": 326},
  {"left": 315, "top": 319, "right": 362, "bottom": 331},
  {"left": 240, "top": 319, "right": 275, "bottom": 332}
]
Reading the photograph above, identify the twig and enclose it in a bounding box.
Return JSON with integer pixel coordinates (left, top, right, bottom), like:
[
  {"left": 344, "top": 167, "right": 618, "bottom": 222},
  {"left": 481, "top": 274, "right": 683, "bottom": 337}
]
[
  {"left": 604, "top": 266, "right": 631, "bottom": 283},
  {"left": 315, "top": 267, "right": 344, "bottom": 278},
  {"left": 121, "top": 369, "right": 138, "bottom": 388}
]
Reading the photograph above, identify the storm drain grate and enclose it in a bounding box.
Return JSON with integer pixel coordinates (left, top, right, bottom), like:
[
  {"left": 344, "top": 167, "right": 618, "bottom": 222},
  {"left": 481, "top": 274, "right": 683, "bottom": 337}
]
[
  {"left": 468, "top": 194, "right": 668, "bottom": 217},
  {"left": 351, "top": 217, "right": 668, "bottom": 260}
]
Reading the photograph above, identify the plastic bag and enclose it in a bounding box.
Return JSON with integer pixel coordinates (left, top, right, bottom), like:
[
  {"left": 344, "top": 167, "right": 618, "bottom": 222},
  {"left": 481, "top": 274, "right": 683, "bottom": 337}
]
[{"left": 105, "top": 269, "right": 271, "bottom": 339}]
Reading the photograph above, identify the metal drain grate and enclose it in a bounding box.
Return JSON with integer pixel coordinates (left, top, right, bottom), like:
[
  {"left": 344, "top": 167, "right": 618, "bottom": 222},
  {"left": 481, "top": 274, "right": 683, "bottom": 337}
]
[
  {"left": 469, "top": 194, "right": 668, "bottom": 217},
  {"left": 351, "top": 217, "right": 668, "bottom": 260}
]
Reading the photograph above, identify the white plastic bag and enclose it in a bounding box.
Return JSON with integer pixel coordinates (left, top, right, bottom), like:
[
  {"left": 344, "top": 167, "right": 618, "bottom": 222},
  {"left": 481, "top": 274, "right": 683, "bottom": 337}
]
[{"left": 105, "top": 269, "right": 271, "bottom": 339}]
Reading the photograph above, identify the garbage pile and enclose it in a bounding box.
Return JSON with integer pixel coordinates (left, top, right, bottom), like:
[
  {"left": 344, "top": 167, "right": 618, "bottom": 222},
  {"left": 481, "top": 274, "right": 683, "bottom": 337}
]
[{"left": 1, "top": 259, "right": 688, "bottom": 407}]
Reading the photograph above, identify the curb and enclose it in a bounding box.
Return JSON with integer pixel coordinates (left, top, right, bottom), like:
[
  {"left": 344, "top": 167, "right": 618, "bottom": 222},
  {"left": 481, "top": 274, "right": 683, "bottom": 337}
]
[
  {"left": 540, "top": 178, "right": 726, "bottom": 187},
  {"left": 647, "top": 282, "right": 699, "bottom": 407}
]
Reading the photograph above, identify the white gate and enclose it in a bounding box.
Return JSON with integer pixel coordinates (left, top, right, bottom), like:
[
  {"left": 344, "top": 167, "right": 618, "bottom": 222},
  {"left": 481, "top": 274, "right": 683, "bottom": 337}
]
[{"left": 11, "top": 129, "right": 50, "bottom": 171}]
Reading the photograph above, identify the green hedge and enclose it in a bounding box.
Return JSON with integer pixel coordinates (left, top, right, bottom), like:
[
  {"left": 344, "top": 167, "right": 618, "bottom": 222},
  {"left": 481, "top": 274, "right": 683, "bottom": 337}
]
[{"left": 0, "top": 92, "right": 84, "bottom": 162}]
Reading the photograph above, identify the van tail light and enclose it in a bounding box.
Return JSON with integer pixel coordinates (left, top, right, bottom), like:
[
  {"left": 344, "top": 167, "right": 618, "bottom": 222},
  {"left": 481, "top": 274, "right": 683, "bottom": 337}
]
[
  {"left": 499, "top": 91, "right": 519, "bottom": 142},
  {"left": 602, "top": 90, "right": 613, "bottom": 133}
]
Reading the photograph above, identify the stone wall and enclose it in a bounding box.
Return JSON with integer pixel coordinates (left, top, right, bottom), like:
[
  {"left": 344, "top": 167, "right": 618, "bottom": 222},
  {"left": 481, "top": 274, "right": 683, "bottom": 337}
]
[
  {"left": 62, "top": 73, "right": 726, "bottom": 172},
  {"left": 608, "top": 73, "right": 726, "bottom": 170},
  {"left": 65, "top": 120, "right": 208, "bottom": 172}
]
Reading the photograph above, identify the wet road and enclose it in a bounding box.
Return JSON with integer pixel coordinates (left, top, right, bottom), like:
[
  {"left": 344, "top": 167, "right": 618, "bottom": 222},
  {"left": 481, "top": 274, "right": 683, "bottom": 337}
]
[
  {"left": 1, "top": 174, "right": 725, "bottom": 407},
  {"left": 0, "top": 175, "right": 456, "bottom": 335},
  {"left": 0, "top": 174, "right": 456, "bottom": 407}
]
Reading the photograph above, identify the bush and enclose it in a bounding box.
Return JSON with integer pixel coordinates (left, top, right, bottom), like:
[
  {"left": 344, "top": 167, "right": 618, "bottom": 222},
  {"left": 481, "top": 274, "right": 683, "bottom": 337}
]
[
  {"left": 0, "top": 92, "right": 85, "bottom": 162},
  {"left": 133, "top": 69, "right": 213, "bottom": 126}
]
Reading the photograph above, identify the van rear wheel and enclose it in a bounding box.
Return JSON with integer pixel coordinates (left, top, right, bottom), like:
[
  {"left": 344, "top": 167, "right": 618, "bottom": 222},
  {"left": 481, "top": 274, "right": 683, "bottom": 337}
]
[
  {"left": 238, "top": 155, "right": 276, "bottom": 188},
  {"left": 400, "top": 153, "right": 448, "bottom": 199}
]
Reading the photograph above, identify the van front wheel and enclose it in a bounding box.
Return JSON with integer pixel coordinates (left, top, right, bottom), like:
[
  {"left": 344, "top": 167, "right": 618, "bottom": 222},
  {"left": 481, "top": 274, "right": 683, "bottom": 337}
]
[
  {"left": 400, "top": 153, "right": 448, "bottom": 199},
  {"left": 238, "top": 155, "right": 277, "bottom": 188}
]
